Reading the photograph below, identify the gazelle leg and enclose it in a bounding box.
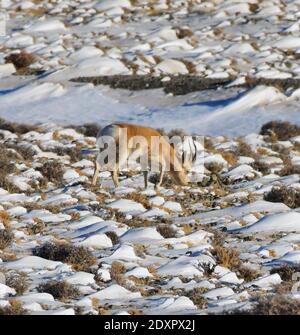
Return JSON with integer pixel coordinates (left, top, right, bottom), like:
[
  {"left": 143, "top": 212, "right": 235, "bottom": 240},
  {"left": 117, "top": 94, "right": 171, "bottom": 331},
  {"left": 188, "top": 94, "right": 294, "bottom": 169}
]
[
  {"left": 143, "top": 170, "right": 148, "bottom": 189},
  {"left": 111, "top": 167, "right": 120, "bottom": 187},
  {"left": 155, "top": 164, "right": 165, "bottom": 189},
  {"left": 92, "top": 160, "right": 100, "bottom": 185}
]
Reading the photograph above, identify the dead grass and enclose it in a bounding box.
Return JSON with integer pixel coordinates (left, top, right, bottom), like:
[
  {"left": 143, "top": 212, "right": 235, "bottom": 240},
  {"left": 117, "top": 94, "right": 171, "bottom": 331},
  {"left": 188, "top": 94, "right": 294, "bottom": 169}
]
[
  {"left": 237, "top": 266, "right": 261, "bottom": 282},
  {"left": 5, "top": 51, "right": 36, "bottom": 73},
  {"left": 235, "top": 140, "right": 257, "bottom": 159},
  {"left": 0, "top": 145, "right": 19, "bottom": 192},
  {"left": 0, "top": 118, "right": 36, "bottom": 135},
  {"left": 124, "top": 193, "right": 151, "bottom": 209},
  {"left": 260, "top": 121, "right": 300, "bottom": 141},
  {"left": 264, "top": 185, "right": 300, "bottom": 209},
  {"left": 52, "top": 145, "right": 83, "bottom": 163},
  {"left": 184, "top": 287, "right": 208, "bottom": 309},
  {"left": 38, "top": 280, "right": 80, "bottom": 301},
  {"left": 128, "top": 308, "right": 144, "bottom": 315},
  {"left": 221, "top": 151, "right": 238, "bottom": 166},
  {"left": 33, "top": 242, "right": 96, "bottom": 271},
  {"left": 0, "top": 300, "right": 27, "bottom": 315},
  {"left": 27, "top": 218, "right": 46, "bottom": 235},
  {"left": 157, "top": 224, "right": 177, "bottom": 238},
  {"left": 105, "top": 231, "right": 120, "bottom": 245},
  {"left": 278, "top": 157, "right": 300, "bottom": 176},
  {"left": 270, "top": 264, "right": 300, "bottom": 282},
  {"left": 0, "top": 211, "right": 10, "bottom": 227},
  {"left": 226, "top": 295, "right": 300, "bottom": 315},
  {"left": 4, "top": 270, "right": 29, "bottom": 295},
  {"left": 0, "top": 229, "right": 14, "bottom": 250},
  {"left": 204, "top": 162, "right": 224, "bottom": 174},
  {"left": 133, "top": 244, "right": 146, "bottom": 258},
  {"left": 70, "top": 123, "right": 101, "bottom": 138},
  {"left": 212, "top": 246, "right": 241, "bottom": 271},
  {"left": 37, "top": 160, "right": 64, "bottom": 185},
  {"left": 176, "top": 27, "right": 193, "bottom": 39},
  {"left": 252, "top": 160, "right": 270, "bottom": 175},
  {"left": 179, "top": 59, "right": 196, "bottom": 74},
  {"left": 110, "top": 261, "right": 126, "bottom": 285}
]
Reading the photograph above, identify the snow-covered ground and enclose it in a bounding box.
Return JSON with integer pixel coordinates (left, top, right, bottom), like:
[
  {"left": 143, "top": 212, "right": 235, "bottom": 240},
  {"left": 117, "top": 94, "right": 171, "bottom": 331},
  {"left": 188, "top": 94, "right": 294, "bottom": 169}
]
[
  {"left": 1, "top": 0, "right": 300, "bottom": 315},
  {"left": 0, "top": 121, "right": 300, "bottom": 315},
  {"left": 1, "top": 0, "right": 300, "bottom": 135}
]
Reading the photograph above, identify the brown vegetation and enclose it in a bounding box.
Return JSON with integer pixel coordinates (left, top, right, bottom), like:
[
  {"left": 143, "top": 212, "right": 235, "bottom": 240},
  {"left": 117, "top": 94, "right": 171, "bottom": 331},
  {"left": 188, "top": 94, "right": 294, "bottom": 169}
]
[
  {"left": 38, "top": 280, "right": 80, "bottom": 301},
  {"left": 33, "top": 242, "right": 96, "bottom": 271},
  {"left": 260, "top": 121, "right": 300, "bottom": 141},
  {"left": 264, "top": 185, "right": 300, "bottom": 208}
]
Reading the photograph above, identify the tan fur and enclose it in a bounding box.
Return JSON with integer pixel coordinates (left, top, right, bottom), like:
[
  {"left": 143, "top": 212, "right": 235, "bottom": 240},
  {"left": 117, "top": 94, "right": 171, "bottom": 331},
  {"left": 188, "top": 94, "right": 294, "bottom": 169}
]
[{"left": 92, "top": 123, "right": 189, "bottom": 188}]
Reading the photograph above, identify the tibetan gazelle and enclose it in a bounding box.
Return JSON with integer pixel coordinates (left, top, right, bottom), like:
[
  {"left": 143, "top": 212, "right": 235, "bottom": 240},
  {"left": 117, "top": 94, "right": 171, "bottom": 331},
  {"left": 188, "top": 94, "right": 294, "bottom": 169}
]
[{"left": 92, "top": 123, "right": 196, "bottom": 188}]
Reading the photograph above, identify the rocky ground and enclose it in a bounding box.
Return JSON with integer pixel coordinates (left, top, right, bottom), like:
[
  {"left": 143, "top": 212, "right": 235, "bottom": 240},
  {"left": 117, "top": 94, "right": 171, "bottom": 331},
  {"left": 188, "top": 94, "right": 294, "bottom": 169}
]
[
  {"left": 1, "top": 119, "right": 300, "bottom": 315},
  {"left": 2, "top": 0, "right": 300, "bottom": 81}
]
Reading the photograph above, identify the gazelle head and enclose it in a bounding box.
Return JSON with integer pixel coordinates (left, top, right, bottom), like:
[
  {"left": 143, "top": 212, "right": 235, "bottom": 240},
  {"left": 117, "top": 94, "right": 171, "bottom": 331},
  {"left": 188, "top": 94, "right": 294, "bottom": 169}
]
[{"left": 170, "top": 137, "right": 197, "bottom": 186}]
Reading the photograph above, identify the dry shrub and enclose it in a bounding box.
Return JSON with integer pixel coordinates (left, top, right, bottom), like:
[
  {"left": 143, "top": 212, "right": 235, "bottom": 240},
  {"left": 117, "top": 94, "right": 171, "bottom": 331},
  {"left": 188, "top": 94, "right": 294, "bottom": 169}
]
[
  {"left": 69, "top": 211, "right": 81, "bottom": 220},
  {"left": 252, "top": 160, "right": 270, "bottom": 175},
  {"left": 184, "top": 287, "right": 208, "bottom": 309},
  {"left": 249, "top": 3, "right": 259, "bottom": 13},
  {"left": 5, "top": 51, "right": 36, "bottom": 73},
  {"left": 182, "top": 223, "right": 192, "bottom": 235},
  {"left": 7, "top": 143, "right": 35, "bottom": 160},
  {"left": 140, "top": 286, "right": 163, "bottom": 297},
  {"left": 237, "top": 266, "right": 261, "bottom": 282},
  {"left": 212, "top": 246, "right": 241, "bottom": 271},
  {"left": 38, "top": 280, "right": 80, "bottom": 301},
  {"left": 204, "top": 137, "right": 215, "bottom": 152},
  {"left": 0, "top": 300, "right": 27, "bottom": 315},
  {"left": 52, "top": 146, "right": 83, "bottom": 163},
  {"left": 180, "top": 59, "right": 195, "bottom": 74},
  {"left": 157, "top": 224, "right": 177, "bottom": 238},
  {"left": 227, "top": 295, "right": 300, "bottom": 315},
  {"left": 274, "top": 281, "right": 294, "bottom": 295},
  {"left": 0, "top": 210, "right": 10, "bottom": 227},
  {"left": 125, "top": 193, "right": 151, "bottom": 209},
  {"left": 0, "top": 118, "right": 36, "bottom": 134},
  {"left": 0, "top": 146, "right": 18, "bottom": 191},
  {"left": 110, "top": 261, "right": 126, "bottom": 284},
  {"left": 38, "top": 160, "right": 64, "bottom": 184},
  {"left": 4, "top": 270, "right": 29, "bottom": 295},
  {"left": 260, "top": 121, "right": 300, "bottom": 141},
  {"left": 278, "top": 157, "right": 300, "bottom": 176},
  {"left": 264, "top": 185, "right": 300, "bottom": 209},
  {"left": 105, "top": 231, "right": 119, "bottom": 245},
  {"left": 128, "top": 309, "right": 144, "bottom": 315},
  {"left": 0, "top": 229, "right": 14, "bottom": 250},
  {"left": 71, "top": 123, "right": 101, "bottom": 137},
  {"left": 211, "top": 230, "right": 226, "bottom": 248},
  {"left": 27, "top": 218, "right": 46, "bottom": 235},
  {"left": 133, "top": 244, "right": 146, "bottom": 257},
  {"left": 127, "top": 275, "right": 150, "bottom": 286},
  {"left": 235, "top": 140, "right": 257, "bottom": 158},
  {"left": 270, "top": 264, "right": 300, "bottom": 282},
  {"left": 202, "top": 263, "right": 215, "bottom": 277},
  {"left": 176, "top": 27, "right": 193, "bottom": 39},
  {"left": 33, "top": 242, "right": 96, "bottom": 271},
  {"left": 221, "top": 151, "right": 238, "bottom": 166},
  {"left": 204, "top": 162, "right": 224, "bottom": 174}
]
